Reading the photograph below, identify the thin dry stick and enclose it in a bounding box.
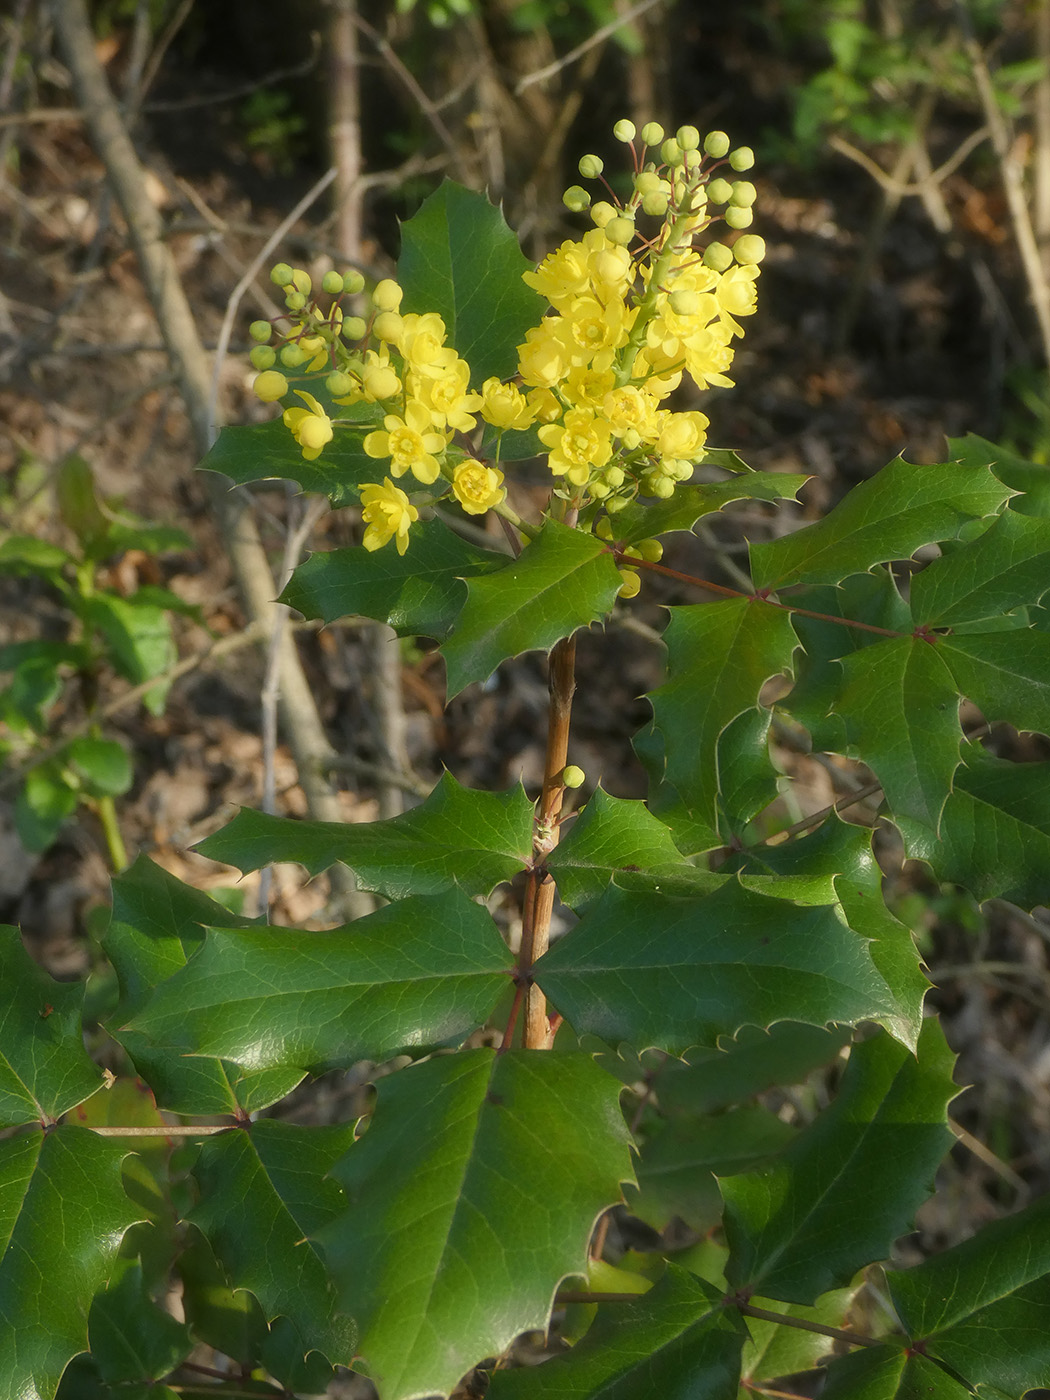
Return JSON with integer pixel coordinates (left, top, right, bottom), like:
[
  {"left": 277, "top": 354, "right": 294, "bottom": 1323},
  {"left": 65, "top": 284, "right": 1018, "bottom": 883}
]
[
  {"left": 515, "top": 0, "right": 664, "bottom": 94},
  {"left": 1035, "top": 0, "right": 1050, "bottom": 252}
]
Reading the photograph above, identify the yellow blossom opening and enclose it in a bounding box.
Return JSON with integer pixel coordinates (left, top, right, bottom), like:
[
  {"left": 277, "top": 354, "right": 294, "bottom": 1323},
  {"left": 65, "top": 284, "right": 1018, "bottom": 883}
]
[
  {"left": 360, "top": 478, "right": 419, "bottom": 555},
  {"left": 282, "top": 391, "right": 334, "bottom": 461},
  {"left": 363, "top": 400, "right": 448, "bottom": 485},
  {"left": 452, "top": 462, "right": 506, "bottom": 515}
]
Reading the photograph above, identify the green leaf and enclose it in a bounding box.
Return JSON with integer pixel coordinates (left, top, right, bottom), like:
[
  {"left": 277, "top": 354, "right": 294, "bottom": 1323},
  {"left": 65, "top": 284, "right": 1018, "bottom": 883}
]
[
  {"left": 15, "top": 764, "right": 77, "bottom": 853},
  {"left": 486, "top": 1266, "right": 745, "bottom": 1400},
  {"left": 88, "top": 1262, "right": 193, "bottom": 1383},
  {"left": 910, "top": 507, "right": 1050, "bottom": 625},
  {"left": 57, "top": 455, "right": 109, "bottom": 556},
  {"left": 0, "top": 1127, "right": 142, "bottom": 1400},
  {"left": 198, "top": 770, "right": 534, "bottom": 897},
  {"left": 901, "top": 744, "right": 1050, "bottom": 907},
  {"left": 397, "top": 180, "right": 546, "bottom": 387},
  {"left": 0, "top": 928, "right": 103, "bottom": 1126},
  {"left": 125, "top": 889, "right": 512, "bottom": 1072},
  {"left": 0, "top": 534, "right": 74, "bottom": 572},
  {"left": 837, "top": 636, "right": 961, "bottom": 834},
  {"left": 440, "top": 520, "right": 622, "bottom": 697},
  {"left": 715, "top": 706, "right": 780, "bottom": 842},
  {"left": 937, "top": 630, "right": 1050, "bottom": 736},
  {"left": 546, "top": 788, "right": 690, "bottom": 909},
  {"left": 611, "top": 474, "right": 811, "bottom": 548},
  {"left": 282, "top": 518, "right": 508, "bottom": 639},
  {"left": 66, "top": 737, "right": 133, "bottom": 797},
  {"left": 318, "top": 1049, "right": 634, "bottom": 1400},
  {"left": 722, "top": 1020, "right": 957, "bottom": 1304},
  {"left": 750, "top": 456, "right": 1012, "bottom": 590},
  {"left": 81, "top": 593, "right": 175, "bottom": 711},
  {"left": 198, "top": 417, "right": 380, "bottom": 507},
  {"left": 740, "top": 1286, "right": 856, "bottom": 1388},
  {"left": 647, "top": 599, "right": 798, "bottom": 835},
  {"left": 948, "top": 431, "right": 1050, "bottom": 518},
  {"left": 188, "top": 1121, "right": 357, "bottom": 1369},
  {"left": 818, "top": 1344, "right": 975, "bottom": 1399},
  {"left": 535, "top": 879, "right": 896, "bottom": 1053},
  {"left": 886, "top": 1191, "right": 1050, "bottom": 1397},
  {"left": 104, "top": 857, "right": 301, "bottom": 1116}
]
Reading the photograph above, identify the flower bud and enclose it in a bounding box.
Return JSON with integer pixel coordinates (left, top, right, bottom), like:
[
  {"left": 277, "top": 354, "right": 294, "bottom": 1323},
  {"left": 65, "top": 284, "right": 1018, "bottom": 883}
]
[
  {"left": 623, "top": 545, "right": 642, "bottom": 560},
  {"left": 605, "top": 493, "right": 630, "bottom": 513},
  {"left": 578, "top": 153, "right": 604, "bottom": 179},
  {"left": 613, "top": 118, "right": 636, "bottom": 142},
  {"left": 595, "top": 517, "right": 614, "bottom": 540},
  {"left": 640, "top": 121, "right": 664, "bottom": 146},
  {"left": 253, "top": 370, "right": 289, "bottom": 402},
  {"left": 704, "top": 130, "right": 730, "bottom": 158},
  {"left": 730, "top": 180, "right": 757, "bottom": 207},
  {"left": 706, "top": 177, "right": 733, "bottom": 205},
  {"left": 724, "top": 205, "right": 754, "bottom": 229},
  {"left": 729, "top": 146, "right": 755, "bottom": 171},
  {"left": 341, "top": 315, "right": 367, "bottom": 340},
  {"left": 372, "top": 310, "right": 403, "bottom": 342},
  {"left": 291, "top": 269, "right": 312, "bottom": 295},
  {"left": 373, "top": 279, "right": 403, "bottom": 312},
  {"left": 563, "top": 184, "right": 591, "bottom": 212},
  {"left": 249, "top": 345, "right": 276, "bottom": 370},
  {"left": 590, "top": 200, "right": 617, "bottom": 228},
  {"left": 589, "top": 479, "right": 611, "bottom": 499},
  {"left": 270, "top": 262, "right": 294, "bottom": 287},
  {"left": 326, "top": 371, "right": 354, "bottom": 396},
  {"left": 249, "top": 320, "right": 272, "bottom": 343},
  {"left": 636, "top": 538, "right": 663, "bottom": 562},
  {"left": 703, "top": 241, "right": 734, "bottom": 271},
  {"left": 617, "top": 569, "right": 641, "bottom": 598},
  {"left": 676, "top": 124, "right": 701, "bottom": 150},
  {"left": 322, "top": 270, "right": 345, "bottom": 295},
  {"left": 669, "top": 288, "right": 700, "bottom": 316},
  {"left": 604, "top": 465, "right": 625, "bottom": 488},
  {"left": 343, "top": 269, "right": 365, "bottom": 294},
  {"left": 660, "top": 138, "right": 684, "bottom": 167},
  {"left": 605, "top": 215, "right": 636, "bottom": 246},
  {"left": 562, "top": 765, "right": 586, "bottom": 788},
  {"left": 733, "top": 233, "right": 766, "bottom": 265},
  {"left": 641, "top": 191, "right": 669, "bottom": 217}
]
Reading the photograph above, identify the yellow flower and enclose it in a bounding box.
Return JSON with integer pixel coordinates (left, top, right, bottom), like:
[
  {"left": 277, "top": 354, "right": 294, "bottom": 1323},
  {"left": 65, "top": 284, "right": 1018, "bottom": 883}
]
[
  {"left": 414, "top": 358, "right": 481, "bottom": 432},
  {"left": 363, "top": 399, "right": 448, "bottom": 485},
  {"left": 452, "top": 462, "right": 505, "bottom": 515},
  {"left": 360, "top": 478, "right": 418, "bottom": 555},
  {"left": 655, "top": 409, "right": 709, "bottom": 461},
  {"left": 537, "top": 407, "right": 614, "bottom": 487},
  {"left": 562, "top": 294, "right": 631, "bottom": 367},
  {"left": 480, "top": 378, "right": 536, "bottom": 431},
  {"left": 517, "top": 322, "right": 572, "bottom": 389},
  {"left": 254, "top": 370, "right": 289, "bottom": 403},
  {"left": 398, "top": 312, "right": 456, "bottom": 379},
  {"left": 283, "top": 391, "right": 334, "bottom": 461},
  {"left": 523, "top": 238, "right": 592, "bottom": 310}
]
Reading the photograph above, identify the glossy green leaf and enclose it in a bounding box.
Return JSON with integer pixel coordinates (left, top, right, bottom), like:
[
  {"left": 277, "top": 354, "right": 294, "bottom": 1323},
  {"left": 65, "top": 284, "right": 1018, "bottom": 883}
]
[
  {"left": 198, "top": 770, "right": 534, "bottom": 897},
  {"left": 397, "top": 180, "right": 546, "bottom": 387},
  {"left": 282, "top": 519, "right": 508, "bottom": 638},
  {"left": 647, "top": 599, "right": 798, "bottom": 835},
  {"left": 318, "top": 1049, "right": 634, "bottom": 1400},
  {"left": 611, "top": 473, "right": 811, "bottom": 547},
  {"left": 535, "top": 878, "right": 896, "bottom": 1053},
  {"left": 486, "top": 1266, "right": 745, "bottom": 1400},
  {"left": 0, "top": 1127, "right": 142, "bottom": 1400},
  {"left": 87, "top": 1261, "right": 193, "bottom": 1383},
  {"left": 66, "top": 737, "right": 133, "bottom": 797},
  {"left": 125, "top": 889, "right": 512, "bottom": 1072},
  {"left": 546, "top": 788, "right": 690, "bottom": 909},
  {"left": 176, "top": 1226, "right": 268, "bottom": 1368},
  {"left": 722, "top": 1020, "right": 957, "bottom": 1304},
  {"left": 714, "top": 706, "right": 780, "bottom": 842},
  {"left": 440, "top": 520, "right": 622, "bottom": 696},
  {"left": 818, "top": 1344, "right": 974, "bottom": 1400},
  {"left": 937, "top": 630, "right": 1050, "bottom": 736},
  {"left": 750, "top": 455, "right": 1011, "bottom": 590},
  {"left": 104, "top": 857, "right": 301, "bottom": 1116},
  {"left": 948, "top": 431, "right": 1050, "bottom": 517},
  {"left": 188, "top": 1120, "right": 357, "bottom": 1369},
  {"left": 900, "top": 744, "right": 1050, "bottom": 908},
  {"left": 0, "top": 928, "right": 103, "bottom": 1127},
  {"left": 739, "top": 1286, "right": 856, "bottom": 1389},
  {"left": 198, "top": 417, "right": 380, "bottom": 506},
  {"left": 837, "top": 636, "right": 961, "bottom": 834},
  {"left": 910, "top": 507, "right": 1050, "bottom": 625}
]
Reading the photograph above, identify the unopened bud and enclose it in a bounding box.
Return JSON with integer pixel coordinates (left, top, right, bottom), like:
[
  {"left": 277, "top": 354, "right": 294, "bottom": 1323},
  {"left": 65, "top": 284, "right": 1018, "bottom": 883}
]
[
  {"left": 341, "top": 315, "right": 367, "bottom": 340},
  {"left": 661, "top": 138, "right": 684, "bottom": 167},
  {"left": 730, "top": 180, "right": 757, "bottom": 207},
  {"left": 636, "top": 538, "right": 663, "bottom": 562},
  {"left": 706, "top": 178, "right": 733, "bottom": 205},
  {"left": 285, "top": 291, "right": 307, "bottom": 312},
  {"left": 703, "top": 241, "right": 734, "bottom": 271},
  {"left": 724, "top": 205, "right": 754, "bottom": 229},
  {"left": 733, "top": 234, "right": 766, "bottom": 265},
  {"left": 640, "top": 122, "right": 664, "bottom": 146},
  {"left": 321, "top": 270, "right": 345, "bottom": 295},
  {"left": 605, "top": 215, "right": 636, "bottom": 246},
  {"left": 595, "top": 517, "right": 614, "bottom": 540},
  {"left": 729, "top": 146, "right": 755, "bottom": 171},
  {"left": 676, "top": 124, "right": 701, "bottom": 151},
  {"left": 342, "top": 270, "right": 365, "bottom": 294},
  {"left": 704, "top": 130, "right": 730, "bottom": 158},
  {"left": 372, "top": 310, "right": 403, "bottom": 342},
  {"left": 373, "top": 279, "right": 403, "bottom": 312},
  {"left": 641, "top": 191, "right": 669, "bottom": 217},
  {"left": 562, "top": 765, "right": 586, "bottom": 788},
  {"left": 617, "top": 569, "right": 641, "bottom": 598},
  {"left": 279, "top": 343, "right": 306, "bottom": 367},
  {"left": 253, "top": 370, "right": 288, "bottom": 402},
  {"left": 590, "top": 200, "right": 617, "bottom": 228},
  {"left": 578, "top": 154, "right": 604, "bottom": 179},
  {"left": 605, "top": 493, "right": 630, "bottom": 513},
  {"left": 669, "top": 289, "right": 700, "bottom": 316},
  {"left": 563, "top": 184, "right": 591, "bottom": 212},
  {"left": 249, "top": 320, "right": 272, "bottom": 343},
  {"left": 249, "top": 345, "right": 276, "bottom": 370},
  {"left": 270, "top": 262, "right": 294, "bottom": 287},
  {"left": 291, "top": 269, "right": 312, "bottom": 295},
  {"left": 613, "top": 118, "right": 636, "bottom": 142},
  {"left": 326, "top": 371, "right": 354, "bottom": 396}
]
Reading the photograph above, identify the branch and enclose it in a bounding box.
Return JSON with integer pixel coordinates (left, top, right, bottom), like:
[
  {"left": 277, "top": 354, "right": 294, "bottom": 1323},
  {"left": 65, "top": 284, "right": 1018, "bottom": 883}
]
[{"left": 515, "top": 0, "right": 665, "bottom": 94}]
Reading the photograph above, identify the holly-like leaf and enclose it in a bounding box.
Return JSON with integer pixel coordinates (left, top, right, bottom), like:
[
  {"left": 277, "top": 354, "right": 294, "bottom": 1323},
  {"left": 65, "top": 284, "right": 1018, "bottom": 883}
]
[
  {"left": 124, "top": 889, "right": 512, "bottom": 1073},
  {"left": 198, "top": 417, "right": 380, "bottom": 507},
  {"left": 948, "top": 431, "right": 1050, "bottom": 518},
  {"left": 740, "top": 1286, "right": 857, "bottom": 1390},
  {"left": 936, "top": 630, "right": 1050, "bottom": 737},
  {"left": 486, "top": 1266, "right": 745, "bottom": 1400},
  {"left": 534, "top": 878, "right": 896, "bottom": 1054},
  {"left": 318, "top": 1049, "right": 634, "bottom": 1400},
  {"left": 910, "top": 507, "right": 1050, "bottom": 626},
  {"left": 282, "top": 518, "right": 508, "bottom": 639},
  {"left": 0, "top": 1127, "right": 142, "bottom": 1399},
  {"left": 715, "top": 706, "right": 780, "bottom": 842},
  {"left": 0, "top": 928, "right": 103, "bottom": 1127},
  {"left": 837, "top": 636, "right": 961, "bottom": 835},
  {"left": 901, "top": 744, "right": 1050, "bottom": 908},
  {"left": 87, "top": 1261, "right": 193, "bottom": 1384},
  {"left": 722, "top": 1020, "right": 957, "bottom": 1305},
  {"left": 750, "top": 456, "right": 1011, "bottom": 591},
  {"left": 198, "top": 771, "right": 534, "bottom": 898},
  {"left": 885, "top": 1191, "right": 1050, "bottom": 1397},
  {"left": 818, "top": 1344, "right": 974, "bottom": 1399},
  {"left": 397, "top": 180, "right": 546, "bottom": 387},
  {"left": 546, "top": 789, "right": 690, "bottom": 909},
  {"left": 611, "top": 473, "right": 811, "bottom": 547},
  {"left": 647, "top": 598, "right": 799, "bottom": 836},
  {"left": 188, "top": 1121, "right": 358, "bottom": 1370},
  {"left": 440, "top": 521, "right": 622, "bottom": 696},
  {"left": 104, "top": 857, "right": 301, "bottom": 1116}
]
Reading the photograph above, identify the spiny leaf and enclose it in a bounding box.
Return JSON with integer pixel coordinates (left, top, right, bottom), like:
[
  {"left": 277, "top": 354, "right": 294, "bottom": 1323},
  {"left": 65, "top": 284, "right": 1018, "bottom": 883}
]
[
  {"left": 198, "top": 417, "right": 379, "bottom": 507},
  {"left": 937, "top": 630, "right": 1050, "bottom": 737},
  {"left": 818, "top": 1344, "right": 975, "bottom": 1399},
  {"left": 546, "top": 788, "right": 690, "bottom": 910},
  {"left": 318, "top": 1049, "right": 634, "bottom": 1400},
  {"left": 612, "top": 472, "right": 811, "bottom": 547},
  {"left": 910, "top": 507, "right": 1050, "bottom": 625}
]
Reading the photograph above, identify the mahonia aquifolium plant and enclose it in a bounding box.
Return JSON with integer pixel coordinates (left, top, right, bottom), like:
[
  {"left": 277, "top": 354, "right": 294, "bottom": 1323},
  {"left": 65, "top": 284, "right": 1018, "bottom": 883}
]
[{"left": 250, "top": 121, "right": 764, "bottom": 594}]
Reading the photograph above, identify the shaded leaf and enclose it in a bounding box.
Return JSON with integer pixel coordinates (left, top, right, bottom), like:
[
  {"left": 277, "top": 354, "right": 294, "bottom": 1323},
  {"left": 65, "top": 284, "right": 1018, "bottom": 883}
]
[
  {"left": 14, "top": 764, "right": 77, "bottom": 853},
  {"left": 67, "top": 737, "right": 133, "bottom": 797},
  {"left": 318, "top": 1049, "right": 634, "bottom": 1400},
  {"left": 818, "top": 1344, "right": 975, "bottom": 1399},
  {"left": 547, "top": 788, "right": 690, "bottom": 909},
  {"left": 612, "top": 473, "right": 811, "bottom": 548},
  {"left": 88, "top": 1262, "right": 193, "bottom": 1383},
  {"left": 937, "top": 630, "right": 1050, "bottom": 737}
]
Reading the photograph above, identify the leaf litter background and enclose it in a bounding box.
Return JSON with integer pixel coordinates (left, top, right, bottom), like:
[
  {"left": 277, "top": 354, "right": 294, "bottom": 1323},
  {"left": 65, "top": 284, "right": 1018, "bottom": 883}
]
[{"left": 2, "top": 1, "right": 1050, "bottom": 1394}]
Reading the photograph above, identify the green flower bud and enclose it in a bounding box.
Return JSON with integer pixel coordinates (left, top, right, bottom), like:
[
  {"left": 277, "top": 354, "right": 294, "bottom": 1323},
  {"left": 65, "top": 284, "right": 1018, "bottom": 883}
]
[
  {"left": 704, "top": 130, "right": 730, "bottom": 158},
  {"left": 605, "top": 493, "right": 630, "bottom": 514},
  {"left": 595, "top": 517, "right": 614, "bottom": 540},
  {"left": 279, "top": 343, "right": 306, "bottom": 368},
  {"left": 562, "top": 765, "right": 586, "bottom": 788},
  {"left": 291, "top": 269, "right": 312, "bottom": 295},
  {"left": 676, "top": 124, "right": 701, "bottom": 150},
  {"left": 617, "top": 569, "right": 641, "bottom": 598},
  {"left": 588, "top": 479, "right": 611, "bottom": 499},
  {"left": 604, "top": 465, "right": 625, "bottom": 488},
  {"left": 641, "top": 191, "right": 669, "bottom": 217},
  {"left": 636, "top": 538, "right": 663, "bottom": 562},
  {"left": 706, "top": 177, "right": 733, "bottom": 205},
  {"left": 613, "top": 118, "right": 636, "bottom": 142},
  {"left": 249, "top": 345, "right": 276, "bottom": 370},
  {"left": 253, "top": 370, "right": 289, "bottom": 402},
  {"left": 590, "top": 200, "right": 617, "bottom": 228},
  {"left": 733, "top": 233, "right": 766, "bottom": 265},
  {"left": 605, "top": 215, "right": 636, "bottom": 246},
  {"left": 342, "top": 269, "right": 365, "bottom": 294},
  {"left": 341, "top": 315, "right": 367, "bottom": 340},
  {"left": 285, "top": 290, "right": 307, "bottom": 312},
  {"left": 321, "top": 270, "right": 345, "bottom": 295},
  {"left": 623, "top": 545, "right": 642, "bottom": 560},
  {"left": 249, "top": 320, "right": 272, "bottom": 343},
  {"left": 651, "top": 477, "right": 675, "bottom": 499},
  {"left": 640, "top": 121, "right": 664, "bottom": 146},
  {"left": 270, "top": 262, "right": 294, "bottom": 287},
  {"left": 703, "top": 241, "right": 734, "bottom": 271},
  {"left": 660, "top": 138, "right": 684, "bottom": 167},
  {"left": 730, "top": 180, "right": 757, "bottom": 207},
  {"left": 669, "top": 288, "right": 700, "bottom": 316},
  {"left": 372, "top": 279, "right": 403, "bottom": 312},
  {"left": 578, "top": 153, "right": 604, "bottom": 179},
  {"left": 724, "top": 204, "right": 754, "bottom": 228},
  {"left": 634, "top": 170, "right": 663, "bottom": 197},
  {"left": 729, "top": 146, "right": 755, "bottom": 171},
  {"left": 326, "top": 371, "right": 354, "bottom": 396},
  {"left": 563, "top": 184, "right": 592, "bottom": 212}
]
